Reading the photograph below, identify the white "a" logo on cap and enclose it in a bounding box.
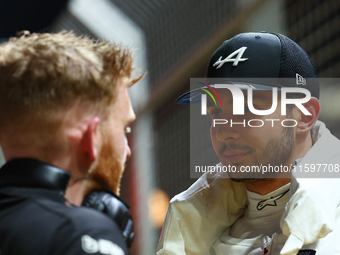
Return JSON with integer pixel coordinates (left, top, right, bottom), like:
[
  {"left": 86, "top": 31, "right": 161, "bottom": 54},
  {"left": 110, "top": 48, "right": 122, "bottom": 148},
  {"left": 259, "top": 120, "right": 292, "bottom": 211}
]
[{"left": 213, "top": 47, "right": 248, "bottom": 69}]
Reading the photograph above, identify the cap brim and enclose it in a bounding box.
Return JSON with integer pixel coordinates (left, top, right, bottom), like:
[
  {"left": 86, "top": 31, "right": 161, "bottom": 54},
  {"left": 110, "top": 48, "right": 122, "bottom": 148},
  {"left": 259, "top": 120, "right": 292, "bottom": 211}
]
[{"left": 176, "top": 82, "right": 282, "bottom": 104}]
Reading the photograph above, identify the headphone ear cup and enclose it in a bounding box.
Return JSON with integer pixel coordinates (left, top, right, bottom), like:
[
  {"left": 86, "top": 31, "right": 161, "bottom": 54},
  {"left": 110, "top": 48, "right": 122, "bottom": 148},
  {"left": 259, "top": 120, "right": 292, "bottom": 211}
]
[{"left": 82, "top": 191, "right": 134, "bottom": 248}]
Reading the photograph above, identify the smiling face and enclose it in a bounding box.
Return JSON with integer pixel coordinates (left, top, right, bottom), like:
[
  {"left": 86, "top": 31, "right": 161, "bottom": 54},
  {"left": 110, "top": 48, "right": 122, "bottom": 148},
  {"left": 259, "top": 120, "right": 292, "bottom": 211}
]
[{"left": 208, "top": 88, "right": 296, "bottom": 182}]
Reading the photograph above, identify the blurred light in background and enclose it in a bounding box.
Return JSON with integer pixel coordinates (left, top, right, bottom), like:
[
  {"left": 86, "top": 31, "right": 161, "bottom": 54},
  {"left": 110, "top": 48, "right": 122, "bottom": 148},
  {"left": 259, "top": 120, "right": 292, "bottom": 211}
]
[{"left": 148, "top": 189, "right": 170, "bottom": 229}]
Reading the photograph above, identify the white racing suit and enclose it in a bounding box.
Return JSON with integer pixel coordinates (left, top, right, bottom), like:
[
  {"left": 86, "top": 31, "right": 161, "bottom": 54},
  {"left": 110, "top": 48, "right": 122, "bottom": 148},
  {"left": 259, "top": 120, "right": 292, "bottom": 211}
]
[{"left": 157, "top": 121, "right": 340, "bottom": 255}]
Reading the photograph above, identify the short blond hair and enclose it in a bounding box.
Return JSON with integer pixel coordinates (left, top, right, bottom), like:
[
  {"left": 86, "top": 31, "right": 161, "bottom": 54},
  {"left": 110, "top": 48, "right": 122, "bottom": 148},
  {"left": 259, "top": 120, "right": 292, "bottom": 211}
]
[{"left": 0, "top": 31, "right": 140, "bottom": 148}]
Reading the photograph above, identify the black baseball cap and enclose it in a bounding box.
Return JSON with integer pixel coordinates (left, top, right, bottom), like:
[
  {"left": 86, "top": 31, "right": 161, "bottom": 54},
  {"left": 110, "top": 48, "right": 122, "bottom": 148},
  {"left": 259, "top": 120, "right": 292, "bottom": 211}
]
[{"left": 177, "top": 32, "right": 319, "bottom": 103}]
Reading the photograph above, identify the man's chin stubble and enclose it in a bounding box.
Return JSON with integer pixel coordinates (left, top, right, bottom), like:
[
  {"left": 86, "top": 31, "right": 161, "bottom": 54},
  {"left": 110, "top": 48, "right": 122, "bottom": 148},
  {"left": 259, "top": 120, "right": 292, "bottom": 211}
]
[{"left": 224, "top": 127, "right": 295, "bottom": 183}]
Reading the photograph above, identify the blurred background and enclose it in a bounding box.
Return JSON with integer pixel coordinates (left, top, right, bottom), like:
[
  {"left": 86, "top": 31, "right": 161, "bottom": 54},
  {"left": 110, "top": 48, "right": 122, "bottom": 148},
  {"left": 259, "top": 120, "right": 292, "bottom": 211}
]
[{"left": 0, "top": 0, "right": 339, "bottom": 254}]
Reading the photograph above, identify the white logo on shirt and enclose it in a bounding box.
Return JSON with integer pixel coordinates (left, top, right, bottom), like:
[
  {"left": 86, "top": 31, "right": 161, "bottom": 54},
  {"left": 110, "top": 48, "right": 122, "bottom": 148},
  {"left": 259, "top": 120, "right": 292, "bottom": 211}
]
[
  {"left": 81, "top": 235, "right": 124, "bottom": 255},
  {"left": 213, "top": 47, "right": 248, "bottom": 69}
]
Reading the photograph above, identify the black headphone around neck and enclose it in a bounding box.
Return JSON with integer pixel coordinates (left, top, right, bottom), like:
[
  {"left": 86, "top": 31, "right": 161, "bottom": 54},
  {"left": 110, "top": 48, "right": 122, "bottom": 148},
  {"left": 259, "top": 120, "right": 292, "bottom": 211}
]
[
  {"left": 82, "top": 190, "right": 134, "bottom": 248},
  {"left": 0, "top": 158, "right": 134, "bottom": 248}
]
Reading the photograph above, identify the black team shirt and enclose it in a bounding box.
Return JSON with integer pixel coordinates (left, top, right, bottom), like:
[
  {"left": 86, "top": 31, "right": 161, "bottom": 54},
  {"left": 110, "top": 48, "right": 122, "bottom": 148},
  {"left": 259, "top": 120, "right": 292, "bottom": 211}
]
[{"left": 0, "top": 158, "right": 128, "bottom": 255}]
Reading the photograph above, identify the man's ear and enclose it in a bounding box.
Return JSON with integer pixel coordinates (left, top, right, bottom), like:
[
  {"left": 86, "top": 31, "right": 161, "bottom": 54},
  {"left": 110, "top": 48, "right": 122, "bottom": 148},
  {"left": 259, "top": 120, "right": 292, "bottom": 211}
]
[
  {"left": 81, "top": 117, "right": 101, "bottom": 162},
  {"left": 296, "top": 97, "right": 320, "bottom": 134}
]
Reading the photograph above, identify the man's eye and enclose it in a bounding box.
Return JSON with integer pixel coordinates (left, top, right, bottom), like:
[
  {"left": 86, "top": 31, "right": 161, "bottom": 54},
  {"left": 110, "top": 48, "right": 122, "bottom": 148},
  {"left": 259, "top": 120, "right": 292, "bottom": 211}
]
[
  {"left": 125, "top": 127, "right": 131, "bottom": 134},
  {"left": 209, "top": 109, "right": 222, "bottom": 119}
]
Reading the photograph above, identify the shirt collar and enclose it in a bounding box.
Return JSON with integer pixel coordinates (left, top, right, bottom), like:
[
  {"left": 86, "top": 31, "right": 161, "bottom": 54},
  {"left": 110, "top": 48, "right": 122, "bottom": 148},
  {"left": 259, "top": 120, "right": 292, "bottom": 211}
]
[{"left": 247, "top": 183, "right": 290, "bottom": 215}]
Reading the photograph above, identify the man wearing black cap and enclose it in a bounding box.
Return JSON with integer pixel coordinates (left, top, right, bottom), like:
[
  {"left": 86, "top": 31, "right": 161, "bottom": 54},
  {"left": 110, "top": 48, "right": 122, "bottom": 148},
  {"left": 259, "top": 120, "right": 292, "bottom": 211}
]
[{"left": 157, "top": 32, "right": 340, "bottom": 255}]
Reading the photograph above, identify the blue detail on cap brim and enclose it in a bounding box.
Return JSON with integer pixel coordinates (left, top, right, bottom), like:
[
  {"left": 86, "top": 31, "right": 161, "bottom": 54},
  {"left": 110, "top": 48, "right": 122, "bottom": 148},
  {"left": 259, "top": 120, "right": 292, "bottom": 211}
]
[{"left": 176, "top": 83, "right": 282, "bottom": 104}]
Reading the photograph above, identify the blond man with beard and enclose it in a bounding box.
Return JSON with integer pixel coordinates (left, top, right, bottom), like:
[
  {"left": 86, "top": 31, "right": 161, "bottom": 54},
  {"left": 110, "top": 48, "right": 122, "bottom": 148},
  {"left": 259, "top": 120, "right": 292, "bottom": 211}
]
[{"left": 0, "top": 31, "right": 142, "bottom": 255}]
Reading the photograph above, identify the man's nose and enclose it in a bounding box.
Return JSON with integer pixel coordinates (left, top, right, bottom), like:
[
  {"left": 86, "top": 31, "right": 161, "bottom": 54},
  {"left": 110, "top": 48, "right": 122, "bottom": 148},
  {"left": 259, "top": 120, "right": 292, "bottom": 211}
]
[{"left": 213, "top": 120, "right": 241, "bottom": 142}]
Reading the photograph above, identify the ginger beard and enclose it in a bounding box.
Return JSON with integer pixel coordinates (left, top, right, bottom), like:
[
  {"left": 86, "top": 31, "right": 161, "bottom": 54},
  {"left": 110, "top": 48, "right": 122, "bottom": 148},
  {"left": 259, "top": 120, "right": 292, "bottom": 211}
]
[
  {"left": 87, "top": 127, "right": 125, "bottom": 196},
  {"left": 84, "top": 80, "right": 134, "bottom": 196}
]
